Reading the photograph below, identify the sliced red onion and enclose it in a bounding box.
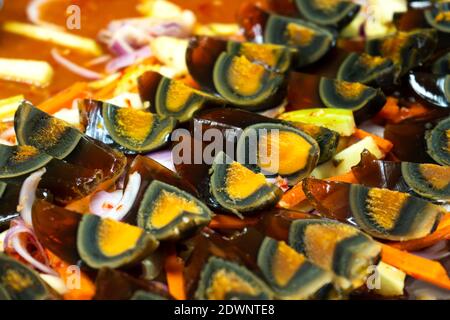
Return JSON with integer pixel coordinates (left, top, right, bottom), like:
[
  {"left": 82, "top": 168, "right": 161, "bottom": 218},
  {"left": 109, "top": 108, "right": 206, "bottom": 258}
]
[
  {"left": 85, "top": 54, "right": 112, "bottom": 67},
  {"left": 412, "top": 240, "right": 450, "bottom": 261},
  {"left": 407, "top": 278, "right": 450, "bottom": 300},
  {"left": 4, "top": 219, "right": 57, "bottom": 276},
  {"left": 18, "top": 168, "right": 46, "bottom": 227},
  {"left": 105, "top": 45, "right": 152, "bottom": 74},
  {"left": 145, "top": 149, "right": 175, "bottom": 172},
  {"left": 3, "top": 222, "right": 29, "bottom": 252},
  {"left": 98, "top": 15, "right": 195, "bottom": 56},
  {"left": 110, "top": 38, "right": 135, "bottom": 56},
  {"left": 51, "top": 49, "right": 103, "bottom": 80},
  {"left": 89, "top": 172, "right": 141, "bottom": 220}
]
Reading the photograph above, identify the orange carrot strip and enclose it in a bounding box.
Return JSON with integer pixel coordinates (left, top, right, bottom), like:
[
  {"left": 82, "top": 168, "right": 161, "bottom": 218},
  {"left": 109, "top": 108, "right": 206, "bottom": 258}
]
[
  {"left": 353, "top": 128, "right": 394, "bottom": 154},
  {"left": 38, "top": 82, "right": 89, "bottom": 114},
  {"left": 209, "top": 215, "right": 259, "bottom": 229},
  {"left": 278, "top": 184, "right": 306, "bottom": 209},
  {"left": 46, "top": 250, "right": 95, "bottom": 300},
  {"left": 165, "top": 247, "right": 186, "bottom": 300},
  {"left": 278, "top": 171, "right": 358, "bottom": 209},
  {"left": 390, "top": 226, "right": 450, "bottom": 251},
  {"left": 94, "top": 79, "right": 119, "bottom": 100},
  {"left": 438, "top": 213, "right": 450, "bottom": 229},
  {"left": 389, "top": 214, "right": 450, "bottom": 251},
  {"left": 378, "top": 97, "right": 400, "bottom": 121},
  {"left": 381, "top": 244, "right": 450, "bottom": 290},
  {"left": 377, "top": 97, "right": 429, "bottom": 124}
]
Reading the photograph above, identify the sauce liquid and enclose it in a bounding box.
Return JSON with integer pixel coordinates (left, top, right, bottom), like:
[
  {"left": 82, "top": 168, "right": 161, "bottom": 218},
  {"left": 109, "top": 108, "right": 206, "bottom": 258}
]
[{"left": 0, "top": 0, "right": 249, "bottom": 102}]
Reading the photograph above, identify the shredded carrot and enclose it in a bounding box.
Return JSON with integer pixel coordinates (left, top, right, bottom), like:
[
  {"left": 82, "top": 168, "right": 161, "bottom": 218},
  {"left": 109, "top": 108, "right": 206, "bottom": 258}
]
[
  {"left": 377, "top": 97, "right": 400, "bottom": 121},
  {"left": 278, "top": 210, "right": 314, "bottom": 220},
  {"left": 353, "top": 128, "right": 394, "bottom": 154},
  {"left": 438, "top": 214, "right": 450, "bottom": 229},
  {"left": 94, "top": 78, "right": 119, "bottom": 100},
  {"left": 381, "top": 244, "right": 450, "bottom": 290},
  {"left": 209, "top": 215, "right": 259, "bottom": 229},
  {"left": 38, "top": 82, "right": 89, "bottom": 114},
  {"left": 389, "top": 214, "right": 450, "bottom": 251},
  {"left": 164, "top": 247, "right": 186, "bottom": 300},
  {"left": 46, "top": 250, "right": 95, "bottom": 300},
  {"left": 278, "top": 171, "right": 358, "bottom": 209},
  {"left": 390, "top": 226, "right": 450, "bottom": 252},
  {"left": 377, "top": 97, "right": 429, "bottom": 124}
]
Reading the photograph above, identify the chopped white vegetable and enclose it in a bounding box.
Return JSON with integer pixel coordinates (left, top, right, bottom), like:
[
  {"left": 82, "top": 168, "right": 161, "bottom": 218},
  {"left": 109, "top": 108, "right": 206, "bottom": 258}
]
[
  {"left": 150, "top": 36, "right": 189, "bottom": 77},
  {"left": 341, "top": 0, "right": 407, "bottom": 38},
  {"left": 373, "top": 262, "right": 406, "bottom": 297},
  {"left": 138, "top": 0, "right": 185, "bottom": 19},
  {"left": 312, "top": 137, "right": 384, "bottom": 178},
  {"left": 3, "top": 21, "right": 103, "bottom": 56},
  {"left": 113, "top": 64, "right": 160, "bottom": 96},
  {"left": 40, "top": 274, "right": 68, "bottom": 295},
  {"left": 106, "top": 92, "right": 145, "bottom": 109},
  {"left": 195, "top": 23, "right": 240, "bottom": 37},
  {"left": 0, "top": 58, "right": 54, "bottom": 87},
  {"left": 0, "top": 230, "right": 7, "bottom": 253},
  {"left": 53, "top": 104, "right": 81, "bottom": 126}
]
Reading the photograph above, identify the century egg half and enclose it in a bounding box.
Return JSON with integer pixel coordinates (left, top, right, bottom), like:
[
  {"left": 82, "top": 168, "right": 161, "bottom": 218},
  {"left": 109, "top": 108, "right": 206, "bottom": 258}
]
[
  {"left": 195, "top": 256, "right": 273, "bottom": 300},
  {"left": 14, "top": 101, "right": 81, "bottom": 160},
  {"left": 264, "top": 14, "right": 335, "bottom": 68},
  {"left": 319, "top": 77, "right": 386, "bottom": 123},
  {"left": 0, "top": 253, "right": 51, "bottom": 300},
  {"left": 0, "top": 145, "right": 52, "bottom": 179},
  {"left": 349, "top": 184, "right": 444, "bottom": 241},
  {"left": 257, "top": 237, "right": 335, "bottom": 299},
  {"left": 337, "top": 52, "right": 400, "bottom": 89},
  {"left": 426, "top": 116, "right": 450, "bottom": 166},
  {"left": 236, "top": 123, "right": 320, "bottom": 185},
  {"left": 209, "top": 151, "right": 282, "bottom": 216},
  {"left": 77, "top": 214, "right": 159, "bottom": 269},
  {"left": 137, "top": 180, "right": 212, "bottom": 241},
  {"left": 289, "top": 219, "right": 381, "bottom": 288},
  {"left": 213, "top": 53, "right": 286, "bottom": 111},
  {"left": 294, "top": 0, "right": 360, "bottom": 29},
  {"left": 365, "top": 29, "right": 438, "bottom": 75},
  {"left": 401, "top": 162, "right": 450, "bottom": 202},
  {"left": 102, "top": 102, "right": 177, "bottom": 153}
]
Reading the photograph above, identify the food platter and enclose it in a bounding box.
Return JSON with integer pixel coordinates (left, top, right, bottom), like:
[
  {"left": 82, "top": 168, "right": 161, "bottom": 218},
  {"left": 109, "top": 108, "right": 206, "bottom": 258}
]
[{"left": 0, "top": 0, "right": 449, "bottom": 301}]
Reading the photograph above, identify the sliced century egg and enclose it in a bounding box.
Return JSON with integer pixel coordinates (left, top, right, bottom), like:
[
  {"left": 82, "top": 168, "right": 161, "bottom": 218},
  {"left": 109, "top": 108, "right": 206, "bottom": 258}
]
[{"left": 137, "top": 180, "right": 212, "bottom": 241}]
